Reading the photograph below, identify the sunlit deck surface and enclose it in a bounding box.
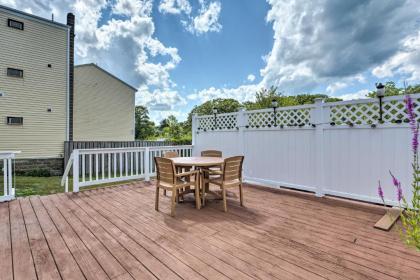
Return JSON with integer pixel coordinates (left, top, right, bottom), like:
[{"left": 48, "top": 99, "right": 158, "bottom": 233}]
[{"left": 1, "top": 181, "right": 419, "bottom": 280}]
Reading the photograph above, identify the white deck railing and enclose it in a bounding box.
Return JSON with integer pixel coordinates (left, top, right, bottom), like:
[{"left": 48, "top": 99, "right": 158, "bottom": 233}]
[
  {"left": 1, "top": 151, "right": 20, "bottom": 202},
  {"left": 61, "top": 145, "right": 193, "bottom": 192}
]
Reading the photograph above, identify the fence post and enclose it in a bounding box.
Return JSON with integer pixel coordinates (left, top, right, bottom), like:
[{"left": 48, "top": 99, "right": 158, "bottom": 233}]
[
  {"left": 73, "top": 149, "right": 79, "bottom": 192},
  {"left": 8, "top": 157, "right": 13, "bottom": 196},
  {"left": 145, "top": 147, "right": 150, "bottom": 181},
  {"left": 3, "top": 159, "right": 7, "bottom": 196},
  {"left": 237, "top": 109, "right": 246, "bottom": 155},
  {"left": 312, "top": 98, "right": 328, "bottom": 197},
  {"left": 192, "top": 113, "right": 198, "bottom": 155}
]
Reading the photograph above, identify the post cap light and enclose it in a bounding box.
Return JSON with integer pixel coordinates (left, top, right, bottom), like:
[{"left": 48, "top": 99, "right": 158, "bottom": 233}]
[
  {"left": 271, "top": 99, "right": 278, "bottom": 108},
  {"left": 212, "top": 108, "right": 218, "bottom": 114},
  {"left": 376, "top": 83, "right": 385, "bottom": 98}
]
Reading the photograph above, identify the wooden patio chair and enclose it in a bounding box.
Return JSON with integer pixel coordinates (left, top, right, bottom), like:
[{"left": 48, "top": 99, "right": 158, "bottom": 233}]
[
  {"left": 154, "top": 157, "right": 200, "bottom": 217},
  {"left": 163, "top": 150, "right": 191, "bottom": 198},
  {"left": 163, "top": 151, "right": 179, "bottom": 196},
  {"left": 201, "top": 150, "right": 223, "bottom": 174},
  {"left": 204, "top": 156, "right": 244, "bottom": 212},
  {"left": 201, "top": 150, "right": 222, "bottom": 157},
  {"left": 163, "top": 151, "right": 178, "bottom": 158}
]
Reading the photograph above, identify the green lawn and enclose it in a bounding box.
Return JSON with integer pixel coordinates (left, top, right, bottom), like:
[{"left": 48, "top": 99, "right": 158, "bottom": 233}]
[{"left": 0, "top": 176, "right": 140, "bottom": 197}]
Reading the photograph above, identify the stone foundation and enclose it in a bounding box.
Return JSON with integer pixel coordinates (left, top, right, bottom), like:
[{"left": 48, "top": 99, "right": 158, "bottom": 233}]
[{"left": 0, "top": 158, "right": 64, "bottom": 176}]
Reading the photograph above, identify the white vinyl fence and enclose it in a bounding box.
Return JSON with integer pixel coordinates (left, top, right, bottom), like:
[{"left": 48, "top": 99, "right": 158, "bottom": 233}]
[
  {"left": 0, "top": 151, "right": 19, "bottom": 202},
  {"left": 61, "top": 145, "right": 192, "bottom": 192},
  {"left": 192, "top": 94, "right": 419, "bottom": 206}
]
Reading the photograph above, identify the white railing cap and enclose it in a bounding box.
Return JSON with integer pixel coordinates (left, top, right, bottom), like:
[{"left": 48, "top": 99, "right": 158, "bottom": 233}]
[{"left": 0, "top": 151, "right": 21, "bottom": 159}]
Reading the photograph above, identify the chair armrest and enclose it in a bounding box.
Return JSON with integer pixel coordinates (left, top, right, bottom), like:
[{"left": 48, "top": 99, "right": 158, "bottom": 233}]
[
  {"left": 176, "top": 170, "right": 199, "bottom": 178},
  {"left": 202, "top": 169, "right": 223, "bottom": 175}
]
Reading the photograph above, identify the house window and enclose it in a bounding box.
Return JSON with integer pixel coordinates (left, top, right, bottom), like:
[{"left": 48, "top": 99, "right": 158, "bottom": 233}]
[
  {"left": 7, "top": 68, "right": 23, "bottom": 78},
  {"left": 8, "top": 19, "right": 24, "bottom": 30},
  {"left": 7, "top": 117, "right": 23, "bottom": 125}
]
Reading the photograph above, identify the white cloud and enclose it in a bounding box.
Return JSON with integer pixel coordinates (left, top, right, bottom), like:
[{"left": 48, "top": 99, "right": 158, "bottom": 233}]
[
  {"left": 261, "top": 0, "right": 419, "bottom": 91},
  {"left": 186, "top": 1, "right": 222, "bottom": 35},
  {"left": 247, "top": 74, "right": 256, "bottom": 82},
  {"left": 188, "top": 84, "right": 260, "bottom": 103},
  {"left": 338, "top": 89, "right": 370, "bottom": 101},
  {"left": 372, "top": 31, "right": 420, "bottom": 83},
  {"left": 112, "top": 0, "right": 153, "bottom": 17},
  {"left": 326, "top": 82, "right": 347, "bottom": 94},
  {"left": 158, "top": 0, "right": 191, "bottom": 15},
  {"left": 136, "top": 86, "right": 187, "bottom": 111}
]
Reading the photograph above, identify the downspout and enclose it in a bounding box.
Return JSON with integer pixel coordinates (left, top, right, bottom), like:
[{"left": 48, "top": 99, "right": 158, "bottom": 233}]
[
  {"left": 67, "top": 13, "right": 75, "bottom": 141},
  {"left": 65, "top": 27, "right": 70, "bottom": 141}
]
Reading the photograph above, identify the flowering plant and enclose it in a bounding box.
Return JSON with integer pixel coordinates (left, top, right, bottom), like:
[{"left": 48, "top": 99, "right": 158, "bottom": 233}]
[{"left": 378, "top": 95, "right": 420, "bottom": 250}]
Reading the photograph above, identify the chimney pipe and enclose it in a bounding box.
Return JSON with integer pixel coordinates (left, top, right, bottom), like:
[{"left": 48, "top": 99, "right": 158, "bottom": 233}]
[{"left": 67, "top": 13, "right": 75, "bottom": 141}]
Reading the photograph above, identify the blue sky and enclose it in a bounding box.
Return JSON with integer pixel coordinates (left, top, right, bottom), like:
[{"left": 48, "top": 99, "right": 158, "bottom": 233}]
[
  {"left": 2, "top": 0, "right": 420, "bottom": 122},
  {"left": 152, "top": 0, "right": 272, "bottom": 90}
]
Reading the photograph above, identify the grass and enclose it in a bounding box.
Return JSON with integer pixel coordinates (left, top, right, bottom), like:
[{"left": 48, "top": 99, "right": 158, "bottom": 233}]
[{"left": 0, "top": 176, "right": 140, "bottom": 197}]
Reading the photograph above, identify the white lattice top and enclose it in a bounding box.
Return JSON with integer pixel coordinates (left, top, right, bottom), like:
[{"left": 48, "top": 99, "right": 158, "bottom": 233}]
[
  {"left": 197, "top": 113, "right": 238, "bottom": 131},
  {"left": 328, "top": 95, "right": 419, "bottom": 125},
  {"left": 246, "top": 107, "right": 312, "bottom": 128},
  {"left": 194, "top": 93, "right": 420, "bottom": 131}
]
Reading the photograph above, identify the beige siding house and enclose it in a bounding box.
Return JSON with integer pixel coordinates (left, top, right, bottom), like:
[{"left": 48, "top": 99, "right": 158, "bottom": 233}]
[
  {"left": 74, "top": 64, "right": 136, "bottom": 141},
  {"left": 0, "top": 5, "right": 69, "bottom": 159}
]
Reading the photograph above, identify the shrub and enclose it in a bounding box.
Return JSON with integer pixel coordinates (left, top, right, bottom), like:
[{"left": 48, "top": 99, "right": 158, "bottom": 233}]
[{"left": 23, "top": 168, "right": 52, "bottom": 177}]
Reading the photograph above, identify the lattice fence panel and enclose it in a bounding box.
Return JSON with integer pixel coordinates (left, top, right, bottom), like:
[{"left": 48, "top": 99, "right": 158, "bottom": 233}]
[
  {"left": 330, "top": 97, "right": 420, "bottom": 125},
  {"left": 246, "top": 108, "right": 311, "bottom": 128},
  {"left": 330, "top": 103, "right": 379, "bottom": 125},
  {"left": 197, "top": 114, "right": 237, "bottom": 131}
]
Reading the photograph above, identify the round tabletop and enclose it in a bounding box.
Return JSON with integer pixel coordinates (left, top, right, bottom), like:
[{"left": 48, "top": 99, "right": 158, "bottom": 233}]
[{"left": 172, "top": 157, "right": 224, "bottom": 167}]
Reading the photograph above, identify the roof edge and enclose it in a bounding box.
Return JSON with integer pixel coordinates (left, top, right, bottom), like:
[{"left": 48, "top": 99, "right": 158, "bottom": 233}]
[
  {"left": 75, "top": 63, "right": 138, "bottom": 92},
  {"left": 0, "top": 4, "right": 69, "bottom": 30}
]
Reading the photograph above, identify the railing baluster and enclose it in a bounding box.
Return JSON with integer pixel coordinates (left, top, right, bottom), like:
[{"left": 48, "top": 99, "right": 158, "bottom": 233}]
[
  {"left": 135, "top": 151, "right": 139, "bottom": 175},
  {"left": 82, "top": 154, "right": 85, "bottom": 182},
  {"left": 119, "top": 152, "right": 123, "bottom": 177},
  {"left": 106, "top": 153, "right": 112, "bottom": 179},
  {"left": 130, "top": 152, "right": 133, "bottom": 176},
  {"left": 95, "top": 154, "right": 99, "bottom": 180},
  {"left": 114, "top": 153, "right": 117, "bottom": 178},
  {"left": 89, "top": 154, "right": 92, "bottom": 181},
  {"left": 125, "top": 152, "right": 128, "bottom": 177},
  {"left": 102, "top": 153, "right": 105, "bottom": 180},
  {"left": 3, "top": 159, "right": 7, "bottom": 196}
]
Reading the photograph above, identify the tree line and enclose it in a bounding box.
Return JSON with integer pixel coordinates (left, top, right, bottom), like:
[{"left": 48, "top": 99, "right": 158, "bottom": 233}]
[{"left": 136, "top": 82, "right": 420, "bottom": 142}]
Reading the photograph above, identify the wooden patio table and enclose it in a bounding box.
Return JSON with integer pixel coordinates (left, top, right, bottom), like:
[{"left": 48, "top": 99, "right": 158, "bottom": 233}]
[{"left": 172, "top": 156, "right": 224, "bottom": 204}]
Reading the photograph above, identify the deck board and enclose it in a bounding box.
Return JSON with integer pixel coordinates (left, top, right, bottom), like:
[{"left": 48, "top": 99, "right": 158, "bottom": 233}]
[
  {"left": 19, "top": 198, "right": 62, "bottom": 280},
  {"left": 0, "top": 203, "right": 13, "bottom": 280},
  {"left": 9, "top": 199, "right": 37, "bottom": 280},
  {"left": 1, "top": 181, "right": 420, "bottom": 280}
]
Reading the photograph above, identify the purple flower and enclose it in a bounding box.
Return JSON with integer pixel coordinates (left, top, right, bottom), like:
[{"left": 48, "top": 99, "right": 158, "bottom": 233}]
[
  {"left": 378, "top": 180, "right": 385, "bottom": 203},
  {"left": 413, "top": 131, "right": 419, "bottom": 154},
  {"left": 389, "top": 171, "right": 400, "bottom": 187},
  {"left": 405, "top": 95, "right": 416, "bottom": 130},
  {"left": 397, "top": 182, "right": 403, "bottom": 202},
  {"left": 405, "top": 95, "right": 419, "bottom": 154}
]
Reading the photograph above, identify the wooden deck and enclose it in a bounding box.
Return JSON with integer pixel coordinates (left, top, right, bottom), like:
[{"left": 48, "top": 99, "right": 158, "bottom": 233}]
[{"left": 1, "top": 182, "right": 419, "bottom": 280}]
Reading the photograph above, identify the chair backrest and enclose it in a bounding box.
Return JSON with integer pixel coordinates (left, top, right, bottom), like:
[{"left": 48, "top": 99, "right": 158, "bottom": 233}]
[
  {"left": 222, "top": 156, "right": 244, "bottom": 181},
  {"left": 201, "top": 150, "right": 222, "bottom": 157},
  {"left": 154, "top": 157, "right": 176, "bottom": 184},
  {"left": 163, "top": 151, "right": 178, "bottom": 158}
]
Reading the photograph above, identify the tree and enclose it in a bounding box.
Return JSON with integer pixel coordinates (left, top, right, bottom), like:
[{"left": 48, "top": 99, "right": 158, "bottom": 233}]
[
  {"left": 135, "top": 106, "right": 155, "bottom": 139},
  {"left": 158, "top": 115, "right": 183, "bottom": 140},
  {"left": 186, "top": 98, "right": 241, "bottom": 129},
  {"left": 243, "top": 87, "right": 342, "bottom": 110}
]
